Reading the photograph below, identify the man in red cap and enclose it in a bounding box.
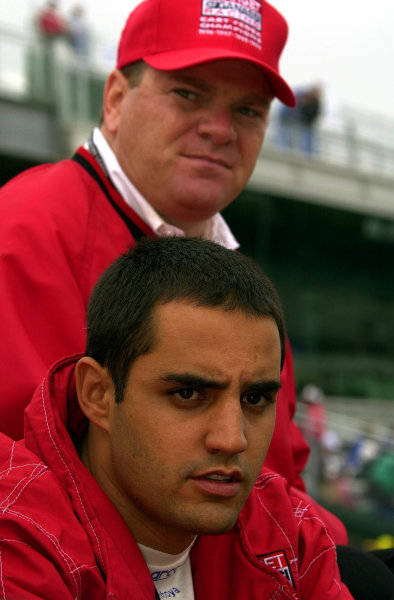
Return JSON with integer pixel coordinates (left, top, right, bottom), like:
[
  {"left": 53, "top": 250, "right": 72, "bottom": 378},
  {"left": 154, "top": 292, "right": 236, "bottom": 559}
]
[{"left": 0, "top": 0, "right": 346, "bottom": 542}]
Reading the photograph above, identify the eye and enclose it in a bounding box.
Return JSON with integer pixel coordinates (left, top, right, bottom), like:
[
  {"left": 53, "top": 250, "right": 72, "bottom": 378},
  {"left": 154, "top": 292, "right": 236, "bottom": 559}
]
[
  {"left": 171, "top": 387, "right": 203, "bottom": 403},
  {"left": 241, "top": 392, "right": 274, "bottom": 409},
  {"left": 173, "top": 88, "right": 197, "bottom": 101},
  {"left": 238, "top": 106, "right": 263, "bottom": 119}
]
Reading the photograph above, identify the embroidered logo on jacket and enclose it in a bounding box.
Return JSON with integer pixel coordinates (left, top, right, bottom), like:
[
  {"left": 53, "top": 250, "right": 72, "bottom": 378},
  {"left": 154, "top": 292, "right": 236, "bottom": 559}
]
[{"left": 258, "top": 550, "right": 295, "bottom": 588}]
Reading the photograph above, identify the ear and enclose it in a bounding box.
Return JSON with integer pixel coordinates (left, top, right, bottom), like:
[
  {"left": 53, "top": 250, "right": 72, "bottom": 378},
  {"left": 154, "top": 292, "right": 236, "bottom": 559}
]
[
  {"left": 102, "top": 69, "right": 130, "bottom": 135},
  {"left": 75, "top": 357, "right": 115, "bottom": 432}
]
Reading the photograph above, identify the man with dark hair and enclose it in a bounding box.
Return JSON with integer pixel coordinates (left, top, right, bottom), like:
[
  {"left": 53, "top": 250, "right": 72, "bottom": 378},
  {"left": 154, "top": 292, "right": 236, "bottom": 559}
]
[
  {"left": 0, "top": 237, "right": 352, "bottom": 599},
  {"left": 85, "top": 236, "right": 287, "bottom": 402},
  {"left": 0, "top": 0, "right": 346, "bottom": 542}
]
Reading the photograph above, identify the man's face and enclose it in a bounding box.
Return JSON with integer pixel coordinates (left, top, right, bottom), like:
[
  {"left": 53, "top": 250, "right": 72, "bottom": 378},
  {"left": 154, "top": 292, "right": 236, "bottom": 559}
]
[
  {"left": 105, "top": 301, "right": 281, "bottom": 553},
  {"left": 104, "top": 60, "right": 273, "bottom": 232}
]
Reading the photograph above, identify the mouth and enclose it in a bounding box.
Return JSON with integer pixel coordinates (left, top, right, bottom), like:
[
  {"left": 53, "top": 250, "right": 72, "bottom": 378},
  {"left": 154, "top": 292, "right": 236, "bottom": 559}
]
[
  {"left": 203, "top": 470, "right": 242, "bottom": 482},
  {"left": 183, "top": 154, "right": 232, "bottom": 170},
  {"left": 205, "top": 474, "right": 234, "bottom": 482},
  {"left": 191, "top": 470, "right": 243, "bottom": 498}
]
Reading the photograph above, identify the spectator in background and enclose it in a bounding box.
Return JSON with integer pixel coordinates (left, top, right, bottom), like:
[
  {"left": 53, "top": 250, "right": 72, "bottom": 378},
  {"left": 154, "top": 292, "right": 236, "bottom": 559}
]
[
  {"left": 36, "top": 0, "right": 68, "bottom": 41},
  {"left": 300, "top": 383, "right": 326, "bottom": 442},
  {"left": 276, "top": 83, "right": 322, "bottom": 155},
  {"left": 297, "top": 84, "right": 322, "bottom": 154},
  {"left": 299, "top": 384, "right": 326, "bottom": 498},
  {"left": 276, "top": 99, "right": 299, "bottom": 150},
  {"left": 35, "top": 1, "right": 69, "bottom": 98},
  {"left": 345, "top": 424, "right": 380, "bottom": 477},
  {"left": 68, "top": 4, "right": 90, "bottom": 59}
]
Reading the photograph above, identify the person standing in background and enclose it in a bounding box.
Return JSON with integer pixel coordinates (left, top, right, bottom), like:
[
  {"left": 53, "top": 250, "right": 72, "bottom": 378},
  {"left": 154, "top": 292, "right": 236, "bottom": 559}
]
[{"left": 68, "top": 4, "right": 90, "bottom": 58}]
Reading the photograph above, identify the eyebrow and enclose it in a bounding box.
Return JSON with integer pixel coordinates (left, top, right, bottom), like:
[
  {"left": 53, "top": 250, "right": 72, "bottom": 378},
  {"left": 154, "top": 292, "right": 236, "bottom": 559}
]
[
  {"left": 159, "top": 373, "right": 227, "bottom": 390},
  {"left": 246, "top": 380, "right": 282, "bottom": 394},
  {"left": 159, "top": 372, "right": 281, "bottom": 393}
]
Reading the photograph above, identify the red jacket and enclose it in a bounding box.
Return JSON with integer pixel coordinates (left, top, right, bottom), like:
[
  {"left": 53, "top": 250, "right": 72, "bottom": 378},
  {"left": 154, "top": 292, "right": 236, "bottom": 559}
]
[
  {"left": 0, "top": 147, "right": 347, "bottom": 543},
  {"left": 37, "top": 8, "right": 66, "bottom": 36},
  {"left": 0, "top": 356, "right": 352, "bottom": 599}
]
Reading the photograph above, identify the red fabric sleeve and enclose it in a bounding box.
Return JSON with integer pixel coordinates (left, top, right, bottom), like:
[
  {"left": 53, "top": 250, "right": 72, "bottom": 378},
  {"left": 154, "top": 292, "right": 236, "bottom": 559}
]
[
  {"left": 294, "top": 490, "right": 353, "bottom": 599},
  {"left": 0, "top": 161, "right": 138, "bottom": 440},
  {"left": 265, "top": 339, "right": 349, "bottom": 544},
  {"left": 0, "top": 534, "right": 77, "bottom": 600},
  {"left": 264, "top": 337, "right": 310, "bottom": 490}
]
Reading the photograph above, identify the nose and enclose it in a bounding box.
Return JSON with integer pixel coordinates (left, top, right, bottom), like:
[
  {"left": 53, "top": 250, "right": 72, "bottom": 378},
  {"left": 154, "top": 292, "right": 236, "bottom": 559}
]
[
  {"left": 197, "top": 108, "right": 237, "bottom": 145},
  {"left": 204, "top": 400, "right": 247, "bottom": 455}
]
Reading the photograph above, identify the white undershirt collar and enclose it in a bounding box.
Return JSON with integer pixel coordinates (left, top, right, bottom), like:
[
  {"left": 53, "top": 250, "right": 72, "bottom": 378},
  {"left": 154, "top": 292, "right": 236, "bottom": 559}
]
[{"left": 138, "top": 539, "right": 196, "bottom": 600}]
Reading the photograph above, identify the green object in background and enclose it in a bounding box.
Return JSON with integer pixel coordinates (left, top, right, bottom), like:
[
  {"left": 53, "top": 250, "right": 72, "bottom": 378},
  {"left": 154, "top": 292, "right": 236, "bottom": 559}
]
[{"left": 367, "top": 453, "right": 394, "bottom": 495}]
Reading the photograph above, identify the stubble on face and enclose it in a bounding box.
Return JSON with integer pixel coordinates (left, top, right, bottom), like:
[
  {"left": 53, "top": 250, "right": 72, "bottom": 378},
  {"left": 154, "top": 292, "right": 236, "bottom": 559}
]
[{"left": 95, "top": 303, "right": 280, "bottom": 553}]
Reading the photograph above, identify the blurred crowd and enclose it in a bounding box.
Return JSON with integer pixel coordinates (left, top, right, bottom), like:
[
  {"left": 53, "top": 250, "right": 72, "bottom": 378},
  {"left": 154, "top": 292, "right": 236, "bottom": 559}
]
[
  {"left": 298, "top": 384, "right": 394, "bottom": 526},
  {"left": 36, "top": 0, "right": 89, "bottom": 58}
]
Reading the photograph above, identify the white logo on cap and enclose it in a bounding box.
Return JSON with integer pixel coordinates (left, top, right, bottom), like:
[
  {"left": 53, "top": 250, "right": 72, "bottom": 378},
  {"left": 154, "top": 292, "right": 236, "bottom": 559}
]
[
  {"left": 202, "top": 1, "right": 262, "bottom": 30},
  {"left": 200, "top": 1, "right": 262, "bottom": 48}
]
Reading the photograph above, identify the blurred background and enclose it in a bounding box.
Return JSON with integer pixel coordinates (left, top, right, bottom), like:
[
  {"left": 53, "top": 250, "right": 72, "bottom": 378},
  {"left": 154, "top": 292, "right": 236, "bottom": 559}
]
[{"left": 1, "top": 0, "right": 393, "bottom": 551}]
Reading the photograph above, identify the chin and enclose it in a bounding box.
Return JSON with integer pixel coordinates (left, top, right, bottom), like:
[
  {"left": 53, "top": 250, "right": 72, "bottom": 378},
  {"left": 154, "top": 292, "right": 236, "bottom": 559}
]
[
  {"left": 186, "top": 507, "right": 240, "bottom": 537},
  {"left": 195, "top": 517, "right": 238, "bottom": 537},
  {"left": 174, "top": 186, "right": 233, "bottom": 215}
]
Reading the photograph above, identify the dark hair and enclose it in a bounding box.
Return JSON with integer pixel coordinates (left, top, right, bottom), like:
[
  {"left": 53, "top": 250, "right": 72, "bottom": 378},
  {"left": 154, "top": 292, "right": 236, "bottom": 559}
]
[
  {"left": 120, "top": 60, "right": 147, "bottom": 87},
  {"left": 99, "top": 61, "right": 146, "bottom": 126},
  {"left": 86, "top": 237, "right": 286, "bottom": 402}
]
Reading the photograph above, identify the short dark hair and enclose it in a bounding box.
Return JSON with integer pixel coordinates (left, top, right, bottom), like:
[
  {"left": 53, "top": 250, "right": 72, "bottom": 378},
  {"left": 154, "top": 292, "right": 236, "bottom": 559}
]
[
  {"left": 99, "top": 61, "right": 146, "bottom": 126},
  {"left": 120, "top": 60, "right": 147, "bottom": 87},
  {"left": 86, "top": 237, "right": 286, "bottom": 402}
]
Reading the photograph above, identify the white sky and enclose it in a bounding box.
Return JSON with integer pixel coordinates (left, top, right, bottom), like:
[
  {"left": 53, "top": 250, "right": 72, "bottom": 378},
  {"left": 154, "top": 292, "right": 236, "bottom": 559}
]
[{"left": 2, "top": 0, "right": 394, "bottom": 120}]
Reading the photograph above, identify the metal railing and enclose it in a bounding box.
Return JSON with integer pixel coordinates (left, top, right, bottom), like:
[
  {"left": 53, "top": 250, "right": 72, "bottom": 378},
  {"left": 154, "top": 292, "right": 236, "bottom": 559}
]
[
  {"left": 265, "top": 109, "right": 394, "bottom": 178},
  {"left": 1, "top": 21, "right": 394, "bottom": 178}
]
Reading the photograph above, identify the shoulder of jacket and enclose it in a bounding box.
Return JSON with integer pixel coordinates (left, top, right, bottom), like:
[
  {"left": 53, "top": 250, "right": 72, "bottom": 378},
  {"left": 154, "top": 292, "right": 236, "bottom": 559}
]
[
  {"left": 1, "top": 157, "right": 103, "bottom": 207},
  {"left": 0, "top": 434, "right": 97, "bottom": 559},
  {"left": 0, "top": 435, "right": 53, "bottom": 512},
  {"left": 0, "top": 435, "right": 102, "bottom": 598},
  {"left": 244, "top": 469, "right": 317, "bottom": 536}
]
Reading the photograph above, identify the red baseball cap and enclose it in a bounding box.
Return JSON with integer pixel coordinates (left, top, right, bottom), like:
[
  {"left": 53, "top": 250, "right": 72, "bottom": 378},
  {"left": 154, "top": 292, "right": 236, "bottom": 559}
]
[{"left": 117, "top": 0, "right": 296, "bottom": 106}]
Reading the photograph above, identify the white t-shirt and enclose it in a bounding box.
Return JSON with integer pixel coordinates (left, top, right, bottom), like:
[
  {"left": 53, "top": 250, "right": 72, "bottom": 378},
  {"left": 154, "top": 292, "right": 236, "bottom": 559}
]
[{"left": 138, "top": 540, "right": 196, "bottom": 600}]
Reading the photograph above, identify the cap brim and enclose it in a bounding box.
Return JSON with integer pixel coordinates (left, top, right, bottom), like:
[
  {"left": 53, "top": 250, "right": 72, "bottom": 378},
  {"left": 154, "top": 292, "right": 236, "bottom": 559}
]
[{"left": 144, "top": 48, "right": 296, "bottom": 107}]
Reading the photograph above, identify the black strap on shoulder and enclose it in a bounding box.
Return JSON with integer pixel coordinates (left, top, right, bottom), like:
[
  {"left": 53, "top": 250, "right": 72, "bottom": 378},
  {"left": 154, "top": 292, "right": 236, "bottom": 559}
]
[{"left": 72, "top": 152, "right": 146, "bottom": 242}]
